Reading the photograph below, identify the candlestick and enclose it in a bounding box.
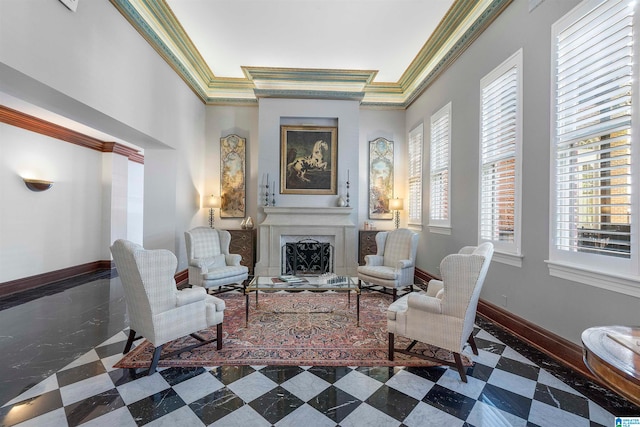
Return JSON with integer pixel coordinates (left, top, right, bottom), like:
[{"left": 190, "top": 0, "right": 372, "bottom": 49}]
[
  {"left": 346, "top": 174, "right": 350, "bottom": 207},
  {"left": 265, "top": 177, "right": 270, "bottom": 207},
  {"left": 272, "top": 181, "right": 276, "bottom": 206}
]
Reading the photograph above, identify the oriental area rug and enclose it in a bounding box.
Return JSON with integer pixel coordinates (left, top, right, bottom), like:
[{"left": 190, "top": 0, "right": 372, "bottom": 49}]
[{"left": 114, "top": 292, "right": 473, "bottom": 369}]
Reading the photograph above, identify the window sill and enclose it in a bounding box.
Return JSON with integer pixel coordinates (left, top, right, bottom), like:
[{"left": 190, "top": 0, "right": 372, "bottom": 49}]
[
  {"left": 493, "top": 251, "right": 523, "bottom": 267},
  {"left": 408, "top": 224, "right": 423, "bottom": 232},
  {"left": 546, "top": 260, "right": 640, "bottom": 298},
  {"left": 428, "top": 225, "right": 451, "bottom": 235}
]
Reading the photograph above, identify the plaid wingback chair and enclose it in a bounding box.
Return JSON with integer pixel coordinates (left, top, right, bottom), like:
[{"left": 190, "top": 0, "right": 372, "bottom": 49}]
[
  {"left": 357, "top": 228, "right": 419, "bottom": 300},
  {"left": 185, "top": 227, "right": 249, "bottom": 294},
  {"left": 386, "top": 242, "right": 494, "bottom": 382},
  {"left": 110, "top": 239, "right": 225, "bottom": 375}
]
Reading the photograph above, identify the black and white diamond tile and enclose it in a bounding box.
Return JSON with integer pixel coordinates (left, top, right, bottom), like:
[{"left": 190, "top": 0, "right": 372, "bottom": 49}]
[{"left": 2, "top": 321, "right": 637, "bottom": 427}]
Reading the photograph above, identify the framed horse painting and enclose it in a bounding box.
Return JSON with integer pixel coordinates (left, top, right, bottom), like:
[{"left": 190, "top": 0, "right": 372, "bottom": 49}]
[{"left": 280, "top": 125, "right": 337, "bottom": 195}]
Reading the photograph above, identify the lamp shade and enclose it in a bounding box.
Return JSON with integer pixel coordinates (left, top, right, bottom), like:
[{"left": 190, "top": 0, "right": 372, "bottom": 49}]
[
  {"left": 204, "top": 195, "right": 221, "bottom": 208},
  {"left": 389, "top": 198, "right": 404, "bottom": 211}
]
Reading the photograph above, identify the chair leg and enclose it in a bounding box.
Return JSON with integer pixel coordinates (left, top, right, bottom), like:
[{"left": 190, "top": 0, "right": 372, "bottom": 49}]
[
  {"left": 216, "top": 323, "right": 223, "bottom": 350},
  {"left": 453, "top": 353, "right": 467, "bottom": 383},
  {"left": 123, "top": 329, "right": 136, "bottom": 354},
  {"left": 388, "top": 332, "right": 394, "bottom": 361},
  {"left": 148, "top": 345, "right": 163, "bottom": 375},
  {"left": 392, "top": 288, "right": 397, "bottom": 301},
  {"left": 468, "top": 333, "right": 479, "bottom": 355}
]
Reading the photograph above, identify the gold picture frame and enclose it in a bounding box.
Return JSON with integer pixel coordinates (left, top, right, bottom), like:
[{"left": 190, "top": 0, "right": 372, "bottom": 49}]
[
  {"left": 369, "top": 137, "right": 394, "bottom": 220},
  {"left": 280, "top": 125, "right": 337, "bottom": 195},
  {"left": 220, "top": 134, "right": 246, "bottom": 218}
]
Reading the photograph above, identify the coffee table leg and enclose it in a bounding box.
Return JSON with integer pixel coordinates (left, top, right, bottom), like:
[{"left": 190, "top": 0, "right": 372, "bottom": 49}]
[
  {"left": 357, "top": 292, "right": 360, "bottom": 327},
  {"left": 245, "top": 292, "right": 249, "bottom": 327}
]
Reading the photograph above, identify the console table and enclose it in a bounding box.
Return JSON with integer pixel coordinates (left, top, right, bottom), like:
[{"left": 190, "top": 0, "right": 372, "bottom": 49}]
[
  {"left": 227, "top": 229, "right": 257, "bottom": 275},
  {"left": 581, "top": 325, "right": 640, "bottom": 406}
]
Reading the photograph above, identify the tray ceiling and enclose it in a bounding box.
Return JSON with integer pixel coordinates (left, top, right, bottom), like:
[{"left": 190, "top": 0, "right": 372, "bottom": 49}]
[{"left": 110, "top": 0, "right": 511, "bottom": 107}]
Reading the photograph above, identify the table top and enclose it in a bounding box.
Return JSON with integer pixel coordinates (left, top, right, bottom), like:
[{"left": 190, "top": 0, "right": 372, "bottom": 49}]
[
  {"left": 581, "top": 325, "right": 640, "bottom": 406},
  {"left": 246, "top": 275, "right": 356, "bottom": 292}
]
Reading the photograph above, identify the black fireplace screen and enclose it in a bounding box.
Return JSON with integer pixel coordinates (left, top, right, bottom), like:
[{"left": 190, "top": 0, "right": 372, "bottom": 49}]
[{"left": 282, "top": 239, "right": 333, "bottom": 275}]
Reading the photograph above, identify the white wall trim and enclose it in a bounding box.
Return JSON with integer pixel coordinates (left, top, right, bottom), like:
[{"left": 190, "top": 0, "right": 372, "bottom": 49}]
[
  {"left": 493, "top": 251, "right": 523, "bottom": 268},
  {"left": 428, "top": 225, "right": 452, "bottom": 235},
  {"left": 546, "top": 260, "right": 640, "bottom": 298}
]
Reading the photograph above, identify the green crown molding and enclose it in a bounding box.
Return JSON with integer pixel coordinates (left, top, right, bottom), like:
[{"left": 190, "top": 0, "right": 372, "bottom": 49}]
[{"left": 111, "top": 0, "right": 512, "bottom": 107}]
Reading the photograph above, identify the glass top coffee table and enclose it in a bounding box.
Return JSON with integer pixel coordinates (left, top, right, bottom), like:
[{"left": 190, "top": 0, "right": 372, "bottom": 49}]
[{"left": 244, "top": 275, "right": 360, "bottom": 326}]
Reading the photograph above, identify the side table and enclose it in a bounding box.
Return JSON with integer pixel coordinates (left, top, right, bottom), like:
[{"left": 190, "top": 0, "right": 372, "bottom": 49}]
[
  {"left": 227, "top": 228, "right": 257, "bottom": 275},
  {"left": 358, "top": 230, "right": 380, "bottom": 265},
  {"left": 581, "top": 325, "right": 640, "bottom": 407}
]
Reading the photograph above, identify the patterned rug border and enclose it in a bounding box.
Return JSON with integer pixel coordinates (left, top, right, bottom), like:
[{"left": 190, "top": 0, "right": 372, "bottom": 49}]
[{"left": 114, "top": 292, "right": 473, "bottom": 369}]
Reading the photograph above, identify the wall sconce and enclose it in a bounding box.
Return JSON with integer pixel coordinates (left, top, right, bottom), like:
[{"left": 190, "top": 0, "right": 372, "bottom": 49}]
[
  {"left": 23, "top": 178, "right": 54, "bottom": 192},
  {"left": 389, "top": 198, "right": 404, "bottom": 229},
  {"left": 204, "top": 195, "right": 221, "bottom": 228}
]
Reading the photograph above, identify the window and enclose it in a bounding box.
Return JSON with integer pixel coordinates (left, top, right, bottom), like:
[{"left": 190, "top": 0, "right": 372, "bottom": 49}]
[
  {"left": 429, "top": 103, "right": 451, "bottom": 233},
  {"left": 479, "top": 49, "right": 523, "bottom": 262},
  {"left": 549, "top": 0, "right": 639, "bottom": 296},
  {"left": 408, "top": 124, "right": 423, "bottom": 227}
]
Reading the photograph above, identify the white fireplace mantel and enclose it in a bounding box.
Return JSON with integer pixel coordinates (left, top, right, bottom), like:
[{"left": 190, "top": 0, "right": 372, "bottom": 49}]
[{"left": 255, "top": 206, "right": 357, "bottom": 276}]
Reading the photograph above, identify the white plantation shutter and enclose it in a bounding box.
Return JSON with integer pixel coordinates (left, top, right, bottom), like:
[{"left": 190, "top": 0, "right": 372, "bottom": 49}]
[
  {"left": 479, "top": 49, "right": 522, "bottom": 255},
  {"left": 430, "top": 103, "right": 451, "bottom": 228},
  {"left": 553, "top": 0, "right": 633, "bottom": 261},
  {"left": 408, "top": 124, "right": 423, "bottom": 226}
]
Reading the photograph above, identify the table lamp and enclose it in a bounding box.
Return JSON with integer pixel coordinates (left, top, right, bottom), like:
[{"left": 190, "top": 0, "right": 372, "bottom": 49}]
[
  {"left": 204, "top": 195, "right": 221, "bottom": 228},
  {"left": 389, "top": 198, "right": 404, "bottom": 229}
]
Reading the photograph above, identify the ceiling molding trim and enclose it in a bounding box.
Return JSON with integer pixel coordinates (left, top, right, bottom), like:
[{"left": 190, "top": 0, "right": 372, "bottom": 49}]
[
  {"left": 253, "top": 89, "right": 365, "bottom": 102},
  {"left": 398, "top": 0, "right": 479, "bottom": 89},
  {"left": 111, "top": 0, "right": 512, "bottom": 108},
  {"left": 110, "top": 0, "right": 211, "bottom": 100},
  {"left": 362, "top": 0, "right": 513, "bottom": 108},
  {"left": 403, "top": 0, "right": 513, "bottom": 107}
]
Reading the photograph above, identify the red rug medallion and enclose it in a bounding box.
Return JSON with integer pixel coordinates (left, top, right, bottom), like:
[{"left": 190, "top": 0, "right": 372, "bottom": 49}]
[{"left": 114, "top": 292, "right": 473, "bottom": 369}]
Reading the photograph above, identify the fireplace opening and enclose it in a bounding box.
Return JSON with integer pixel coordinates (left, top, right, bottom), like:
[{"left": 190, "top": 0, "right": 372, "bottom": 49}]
[{"left": 282, "top": 239, "right": 334, "bottom": 275}]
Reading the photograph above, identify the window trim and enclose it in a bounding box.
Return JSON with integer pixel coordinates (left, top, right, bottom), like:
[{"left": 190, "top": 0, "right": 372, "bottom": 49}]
[
  {"left": 429, "top": 102, "right": 452, "bottom": 233},
  {"left": 478, "top": 48, "right": 523, "bottom": 264},
  {"left": 408, "top": 123, "right": 424, "bottom": 228},
  {"left": 548, "top": 0, "right": 640, "bottom": 289}
]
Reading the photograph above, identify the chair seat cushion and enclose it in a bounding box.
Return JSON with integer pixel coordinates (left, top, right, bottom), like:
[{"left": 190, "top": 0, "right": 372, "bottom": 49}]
[
  {"left": 358, "top": 265, "right": 397, "bottom": 280},
  {"left": 387, "top": 295, "right": 408, "bottom": 320},
  {"left": 203, "top": 265, "right": 248, "bottom": 280},
  {"left": 202, "top": 254, "right": 226, "bottom": 269}
]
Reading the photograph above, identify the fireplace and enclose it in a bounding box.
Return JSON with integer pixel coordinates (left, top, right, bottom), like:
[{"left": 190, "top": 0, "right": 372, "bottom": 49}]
[
  {"left": 255, "top": 207, "right": 357, "bottom": 276},
  {"left": 282, "top": 238, "right": 333, "bottom": 275}
]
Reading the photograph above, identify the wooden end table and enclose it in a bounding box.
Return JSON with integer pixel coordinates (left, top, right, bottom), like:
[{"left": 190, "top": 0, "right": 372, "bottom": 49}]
[{"left": 581, "top": 325, "right": 640, "bottom": 407}]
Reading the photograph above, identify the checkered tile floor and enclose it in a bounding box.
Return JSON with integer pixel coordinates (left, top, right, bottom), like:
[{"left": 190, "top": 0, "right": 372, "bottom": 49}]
[{"left": 1, "top": 322, "right": 628, "bottom": 426}]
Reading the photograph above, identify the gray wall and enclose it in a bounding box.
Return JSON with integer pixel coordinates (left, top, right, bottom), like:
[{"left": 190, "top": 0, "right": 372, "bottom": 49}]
[
  {"left": 0, "top": 0, "right": 207, "bottom": 274},
  {"left": 406, "top": 0, "right": 640, "bottom": 345}
]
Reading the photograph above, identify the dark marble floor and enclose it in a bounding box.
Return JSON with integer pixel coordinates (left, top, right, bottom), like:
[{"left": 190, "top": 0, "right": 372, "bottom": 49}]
[{"left": 0, "top": 273, "right": 638, "bottom": 426}]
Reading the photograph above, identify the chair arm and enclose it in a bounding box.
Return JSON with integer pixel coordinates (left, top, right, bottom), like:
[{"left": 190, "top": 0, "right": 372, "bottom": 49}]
[
  {"left": 189, "top": 259, "right": 208, "bottom": 272},
  {"left": 426, "top": 280, "right": 443, "bottom": 297},
  {"left": 395, "top": 259, "right": 414, "bottom": 269},
  {"left": 225, "top": 254, "right": 242, "bottom": 266},
  {"left": 364, "top": 254, "right": 384, "bottom": 266},
  {"left": 407, "top": 293, "right": 442, "bottom": 314},
  {"left": 176, "top": 286, "right": 206, "bottom": 306}
]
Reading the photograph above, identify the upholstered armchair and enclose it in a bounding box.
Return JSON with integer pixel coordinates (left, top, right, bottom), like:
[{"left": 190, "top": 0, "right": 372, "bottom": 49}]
[
  {"left": 357, "top": 228, "right": 419, "bottom": 300},
  {"left": 185, "top": 227, "right": 249, "bottom": 293},
  {"left": 387, "top": 242, "right": 494, "bottom": 382},
  {"left": 110, "top": 239, "right": 225, "bottom": 375}
]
